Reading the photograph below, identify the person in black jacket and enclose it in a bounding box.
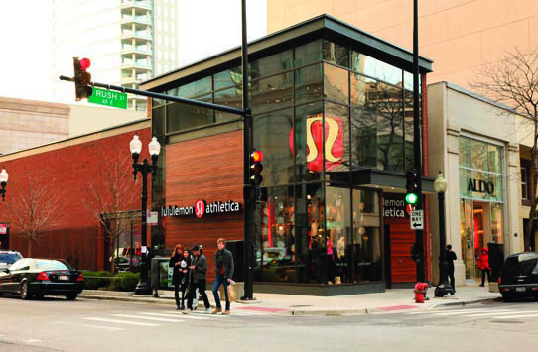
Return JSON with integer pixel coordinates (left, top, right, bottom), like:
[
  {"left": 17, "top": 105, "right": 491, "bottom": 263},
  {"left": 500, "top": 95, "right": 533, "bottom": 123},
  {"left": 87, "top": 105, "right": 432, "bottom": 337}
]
[
  {"left": 169, "top": 244, "right": 190, "bottom": 310},
  {"left": 446, "top": 244, "right": 457, "bottom": 294},
  {"left": 211, "top": 238, "right": 234, "bottom": 315},
  {"left": 184, "top": 245, "right": 211, "bottom": 314}
]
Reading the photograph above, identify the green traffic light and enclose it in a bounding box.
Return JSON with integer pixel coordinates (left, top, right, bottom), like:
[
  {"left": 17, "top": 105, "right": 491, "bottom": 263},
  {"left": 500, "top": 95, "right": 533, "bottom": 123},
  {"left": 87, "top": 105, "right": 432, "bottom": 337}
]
[{"left": 405, "top": 193, "right": 418, "bottom": 204}]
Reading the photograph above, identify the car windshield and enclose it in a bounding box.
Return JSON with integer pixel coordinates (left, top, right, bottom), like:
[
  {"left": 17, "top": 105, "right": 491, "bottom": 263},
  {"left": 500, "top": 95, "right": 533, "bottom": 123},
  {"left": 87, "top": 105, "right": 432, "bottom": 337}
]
[
  {"left": 0, "top": 253, "right": 22, "bottom": 264},
  {"left": 34, "top": 260, "right": 71, "bottom": 271}
]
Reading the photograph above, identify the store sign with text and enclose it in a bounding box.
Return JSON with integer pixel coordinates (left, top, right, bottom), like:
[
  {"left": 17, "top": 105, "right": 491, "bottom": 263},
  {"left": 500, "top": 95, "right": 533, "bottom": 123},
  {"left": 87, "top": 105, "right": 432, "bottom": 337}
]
[
  {"left": 468, "top": 178, "right": 494, "bottom": 194},
  {"left": 383, "top": 193, "right": 414, "bottom": 218},
  {"left": 289, "top": 115, "right": 344, "bottom": 172},
  {"left": 162, "top": 199, "right": 242, "bottom": 219}
]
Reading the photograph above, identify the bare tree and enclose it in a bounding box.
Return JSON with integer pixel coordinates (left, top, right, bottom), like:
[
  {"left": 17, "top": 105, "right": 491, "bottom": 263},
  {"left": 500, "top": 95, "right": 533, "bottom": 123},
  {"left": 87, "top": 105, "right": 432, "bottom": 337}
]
[
  {"left": 84, "top": 151, "right": 141, "bottom": 274},
  {"left": 471, "top": 47, "right": 538, "bottom": 250},
  {"left": 7, "top": 170, "right": 64, "bottom": 257}
]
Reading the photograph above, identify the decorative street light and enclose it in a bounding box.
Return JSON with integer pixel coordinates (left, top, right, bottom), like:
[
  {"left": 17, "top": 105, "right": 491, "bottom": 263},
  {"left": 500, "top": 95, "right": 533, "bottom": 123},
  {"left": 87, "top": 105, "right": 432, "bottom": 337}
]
[
  {"left": 0, "top": 168, "right": 9, "bottom": 202},
  {"left": 130, "top": 134, "right": 160, "bottom": 295},
  {"left": 434, "top": 171, "right": 454, "bottom": 297}
]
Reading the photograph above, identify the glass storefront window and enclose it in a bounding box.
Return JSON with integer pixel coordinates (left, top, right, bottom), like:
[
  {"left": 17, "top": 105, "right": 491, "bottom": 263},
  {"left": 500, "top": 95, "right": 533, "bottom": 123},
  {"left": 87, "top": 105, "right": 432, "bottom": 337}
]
[
  {"left": 325, "top": 102, "right": 350, "bottom": 175},
  {"left": 324, "top": 63, "right": 349, "bottom": 104},
  {"left": 470, "top": 139, "right": 488, "bottom": 172},
  {"left": 295, "top": 63, "right": 323, "bottom": 105},
  {"left": 166, "top": 94, "right": 212, "bottom": 133},
  {"left": 326, "top": 185, "right": 353, "bottom": 283},
  {"left": 352, "top": 188, "right": 381, "bottom": 282},
  {"left": 250, "top": 72, "right": 294, "bottom": 115},
  {"left": 294, "top": 102, "right": 324, "bottom": 182},
  {"left": 294, "top": 40, "right": 323, "bottom": 67},
  {"left": 169, "top": 76, "right": 211, "bottom": 99},
  {"left": 459, "top": 137, "right": 471, "bottom": 168},
  {"left": 460, "top": 199, "right": 474, "bottom": 280},
  {"left": 351, "top": 75, "right": 405, "bottom": 173},
  {"left": 214, "top": 66, "right": 242, "bottom": 90},
  {"left": 491, "top": 203, "right": 503, "bottom": 243},
  {"left": 255, "top": 186, "right": 295, "bottom": 283},
  {"left": 213, "top": 86, "right": 243, "bottom": 122},
  {"left": 295, "top": 183, "right": 326, "bottom": 284},
  {"left": 487, "top": 143, "right": 502, "bottom": 174},
  {"left": 323, "top": 40, "right": 349, "bottom": 67},
  {"left": 351, "top": 51, "right": 403, "bottom": 87},
  {"left": 253, "top": 108, "right": 294, "bottom": 186},
  {"left": 250, "top": 50, "right": 293, "bottom": 80}
]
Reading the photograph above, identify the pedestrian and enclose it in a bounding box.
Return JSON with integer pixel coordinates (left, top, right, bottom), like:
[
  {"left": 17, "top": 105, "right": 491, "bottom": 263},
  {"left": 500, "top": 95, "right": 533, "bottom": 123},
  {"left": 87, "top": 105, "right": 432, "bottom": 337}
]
[
  {"left": 169, "top": 244, "right": 190, "bottom": 310},
  {"left": 184, "top": 245, "right": 211, "bottom": 314},
  {"left": 212, "top": 238, "right": 234, "bottom": 315},
  {"left": 477, "top": 247, "right": 490, "bottom": 287},
  {"left": 446, "top": 244, "right": 457, "bottom": 294}
]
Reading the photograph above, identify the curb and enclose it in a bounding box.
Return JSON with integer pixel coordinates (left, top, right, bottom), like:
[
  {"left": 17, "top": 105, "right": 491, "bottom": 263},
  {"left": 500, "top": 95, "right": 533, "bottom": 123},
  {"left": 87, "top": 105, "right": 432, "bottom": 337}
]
[{"left": 432, "top": 296, "right": 500, "bottom": 308}]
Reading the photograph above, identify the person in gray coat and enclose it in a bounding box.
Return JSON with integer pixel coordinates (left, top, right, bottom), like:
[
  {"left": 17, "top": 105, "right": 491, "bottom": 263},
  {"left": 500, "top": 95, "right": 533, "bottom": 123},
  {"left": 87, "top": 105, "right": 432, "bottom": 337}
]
[{"left": 184, "top": 245, "right": 211, "bottom": 314}]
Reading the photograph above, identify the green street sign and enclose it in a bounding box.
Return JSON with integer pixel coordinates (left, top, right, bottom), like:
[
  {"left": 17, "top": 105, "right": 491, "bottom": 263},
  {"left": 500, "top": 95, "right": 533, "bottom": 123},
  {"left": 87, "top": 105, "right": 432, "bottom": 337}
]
[{"left": 88, "top": 87, "right": 128, "bottom": 109}]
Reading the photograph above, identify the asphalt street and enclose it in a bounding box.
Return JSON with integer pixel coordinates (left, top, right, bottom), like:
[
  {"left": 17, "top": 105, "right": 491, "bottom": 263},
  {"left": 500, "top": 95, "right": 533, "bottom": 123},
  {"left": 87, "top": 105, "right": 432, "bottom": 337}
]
[{"left": 0, "top": 294, "right": 536, "bottom": 352}]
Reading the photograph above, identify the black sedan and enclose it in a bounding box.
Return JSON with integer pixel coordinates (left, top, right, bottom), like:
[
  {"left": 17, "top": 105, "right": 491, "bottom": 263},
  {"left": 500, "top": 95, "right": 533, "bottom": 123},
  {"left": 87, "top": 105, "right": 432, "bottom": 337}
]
[
  {"left": 0, "top": 258, "right": 83, "bottom": 300},
  {"left": 498, "top": 252, "right": 538, "bottom": 301}
]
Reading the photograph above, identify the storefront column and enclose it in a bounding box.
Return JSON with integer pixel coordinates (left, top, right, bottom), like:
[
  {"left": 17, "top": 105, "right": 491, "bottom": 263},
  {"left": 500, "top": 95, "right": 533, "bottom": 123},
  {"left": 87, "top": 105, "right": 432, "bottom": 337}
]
[{"left": 507, "top": 144, "right": 523, "bottom": 254}]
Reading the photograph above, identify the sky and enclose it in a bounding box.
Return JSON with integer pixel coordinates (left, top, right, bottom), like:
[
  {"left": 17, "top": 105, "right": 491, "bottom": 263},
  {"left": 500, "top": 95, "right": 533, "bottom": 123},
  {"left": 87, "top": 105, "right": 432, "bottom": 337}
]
[{"left": 0, "top": 0, "right": 267, "bottom": 103}]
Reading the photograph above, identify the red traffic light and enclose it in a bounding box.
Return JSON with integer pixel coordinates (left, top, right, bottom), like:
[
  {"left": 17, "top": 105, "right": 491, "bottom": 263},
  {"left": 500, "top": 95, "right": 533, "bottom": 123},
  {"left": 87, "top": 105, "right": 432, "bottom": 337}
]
[
  {"left": 79, "top": 58, "right": 91, "bottom": 69},
  {"left": 251, "top": 150, "right": 264, "bottom": 163}
]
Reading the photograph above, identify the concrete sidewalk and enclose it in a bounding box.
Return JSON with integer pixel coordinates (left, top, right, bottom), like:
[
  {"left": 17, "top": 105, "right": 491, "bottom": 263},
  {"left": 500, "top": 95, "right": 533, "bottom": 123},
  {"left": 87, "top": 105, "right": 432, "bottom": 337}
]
[{"left": 79, "top": 285, "right": 500, "bottom": 316}]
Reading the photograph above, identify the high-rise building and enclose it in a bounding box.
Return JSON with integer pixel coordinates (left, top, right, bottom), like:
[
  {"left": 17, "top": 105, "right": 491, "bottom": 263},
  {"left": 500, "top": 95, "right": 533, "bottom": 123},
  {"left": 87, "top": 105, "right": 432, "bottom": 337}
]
[
  {"left": 52, "top": 0, "right": 178, "bottom": 111},
  {"left": 267, "top": 0, "right": 537, "bottom": 89}
]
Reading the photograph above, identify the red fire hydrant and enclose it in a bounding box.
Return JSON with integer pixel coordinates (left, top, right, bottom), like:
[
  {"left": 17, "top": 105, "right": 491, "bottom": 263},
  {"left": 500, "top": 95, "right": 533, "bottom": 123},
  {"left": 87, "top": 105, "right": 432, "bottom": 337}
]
[{"left": 413, "top": 282, "right": 429, "bottom": 303}]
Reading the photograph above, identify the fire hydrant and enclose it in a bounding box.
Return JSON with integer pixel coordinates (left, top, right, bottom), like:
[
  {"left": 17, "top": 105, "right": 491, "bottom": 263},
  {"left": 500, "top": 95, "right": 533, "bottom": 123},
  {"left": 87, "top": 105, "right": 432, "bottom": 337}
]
[{"left": 413, "top": 282, "right": 429, "bottom": 303}]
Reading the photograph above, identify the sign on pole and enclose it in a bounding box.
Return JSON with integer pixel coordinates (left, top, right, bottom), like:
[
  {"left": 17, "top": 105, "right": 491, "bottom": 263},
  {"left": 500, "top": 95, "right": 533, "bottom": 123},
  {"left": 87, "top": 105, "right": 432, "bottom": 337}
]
[
  {"left": 410, "top": 210, "right": 423, "bottom": 230},
  {"left": 0, "top": 224, "right": 6, "bottom": 235},
  {"left": 88, "top": 87, "right": 128, "bottom": 109},
  {"left": 147, "top": 211, "right": 158, "bottom": 226}
]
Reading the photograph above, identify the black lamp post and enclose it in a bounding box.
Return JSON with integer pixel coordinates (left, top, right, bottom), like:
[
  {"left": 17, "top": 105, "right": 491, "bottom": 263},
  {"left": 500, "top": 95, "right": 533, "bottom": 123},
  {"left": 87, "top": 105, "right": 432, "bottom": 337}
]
[
  {"left": 434, "top": 171, "right": 454, "bottom": 297},
  {"left": 0, "top": 168, "right": 8, "bottom": 202},
  {"left": 130, "top": 133, "right": 161, "bottom": 296}
]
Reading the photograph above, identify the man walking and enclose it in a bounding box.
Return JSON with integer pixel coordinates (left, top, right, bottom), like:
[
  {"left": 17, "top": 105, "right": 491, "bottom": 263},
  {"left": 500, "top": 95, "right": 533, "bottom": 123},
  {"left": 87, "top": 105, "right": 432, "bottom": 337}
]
[
  {"left": 212, "top": 238, "right": 234, "bottom": 315},
  {"left": 446, "top": 244, "right": 457, "bottom": 294},
  {"left": 184, "top": 245, "right": 211, "bottom": 314}
]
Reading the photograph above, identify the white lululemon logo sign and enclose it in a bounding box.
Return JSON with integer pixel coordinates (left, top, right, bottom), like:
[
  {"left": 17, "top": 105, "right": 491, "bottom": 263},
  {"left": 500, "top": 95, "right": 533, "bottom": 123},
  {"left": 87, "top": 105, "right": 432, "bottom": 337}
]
[
  {"left": 162, "top": 199, "right": 242, "bottom": 218},
  {"left": 195, "top": 199, "right": 206, "bottom": 218}
]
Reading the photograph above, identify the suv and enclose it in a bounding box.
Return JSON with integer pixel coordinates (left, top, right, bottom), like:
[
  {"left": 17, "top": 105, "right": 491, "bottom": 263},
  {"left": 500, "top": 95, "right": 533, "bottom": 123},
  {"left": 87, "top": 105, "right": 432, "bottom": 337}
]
[
  {"left": 498, "top": 252, "right": 538, "bottom": 301},
  {"left": 0, "top": 250, "right": 23, "bottom": 268}
]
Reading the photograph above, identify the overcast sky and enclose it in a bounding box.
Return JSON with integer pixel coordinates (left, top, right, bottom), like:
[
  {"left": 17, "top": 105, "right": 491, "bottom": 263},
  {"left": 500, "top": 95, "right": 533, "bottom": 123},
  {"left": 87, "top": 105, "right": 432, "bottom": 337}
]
[{"left": 0, "top": 0, "right": 267, "bottom": 102}]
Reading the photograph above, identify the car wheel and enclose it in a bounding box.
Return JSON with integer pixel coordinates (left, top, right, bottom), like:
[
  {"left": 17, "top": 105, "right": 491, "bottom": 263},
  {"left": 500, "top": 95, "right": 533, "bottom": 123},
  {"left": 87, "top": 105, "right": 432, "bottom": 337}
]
[
  {"left": 501, "top": 292, "right": 512, "bottom": 302},
  {"left": 20, "top": 282, "right": 32, "bottom": 300},
  {"left": 66, "top": 293, "right": 78, "bottom": 300}
]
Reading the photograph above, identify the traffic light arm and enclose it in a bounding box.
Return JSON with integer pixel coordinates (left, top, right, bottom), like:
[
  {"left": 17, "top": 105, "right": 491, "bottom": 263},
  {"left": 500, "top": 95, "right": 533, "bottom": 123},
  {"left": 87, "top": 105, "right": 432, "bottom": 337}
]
[{"left": 59, "top": 75, "right": 246, "bottom": 117}]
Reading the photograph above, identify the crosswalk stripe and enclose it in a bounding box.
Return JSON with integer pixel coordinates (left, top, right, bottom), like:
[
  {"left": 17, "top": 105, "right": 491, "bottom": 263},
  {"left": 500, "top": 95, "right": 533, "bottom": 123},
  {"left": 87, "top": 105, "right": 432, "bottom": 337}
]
[
  {"left": 464, "top": 310, "right": 538, "bottom": 317},
  {"left": 436, "top": 309, "right": 517, "bottom": 316},
  {"left": 491, "top": 314, "right": 538, "bottom": 319},
  {"left": 141, "top": 312, "right": 209, "bottom": 320},
  {"left": 463, "top": 309, "right": 519, "bottom": 317},
  {"left": 113, "top": 314, "right": 184, "bottom": 322},
  {"left": 82, "top": 317, "right": 160, "bottom": 327},
  {"left": 54, "top": 320, "right": 125, "bottom": 331},
  {"left": 406, "top": 308, "right": 496, "bottom": 315}
]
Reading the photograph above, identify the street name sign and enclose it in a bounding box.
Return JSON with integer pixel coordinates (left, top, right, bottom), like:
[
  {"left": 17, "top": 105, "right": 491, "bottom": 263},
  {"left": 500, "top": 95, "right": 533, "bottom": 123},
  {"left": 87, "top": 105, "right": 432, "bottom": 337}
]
[
  {"left": 88, "top": 88, "right": 127, "bottom": 109},
  {"left": 410, "top": 210, "right": 423, "bottom": 230}
]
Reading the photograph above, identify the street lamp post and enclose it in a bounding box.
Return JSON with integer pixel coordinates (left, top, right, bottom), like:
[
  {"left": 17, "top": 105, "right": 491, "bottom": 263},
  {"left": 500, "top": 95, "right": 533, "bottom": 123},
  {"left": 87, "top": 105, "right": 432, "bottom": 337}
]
[
  {"left": 434, "top": 171, "right": 454, "bottom": 297},
  {"left": 0, "top": 168, "right": 8, "bottom": 202},
  {"left": 130, "top": 134, "right": 161, "bottom": 296}
]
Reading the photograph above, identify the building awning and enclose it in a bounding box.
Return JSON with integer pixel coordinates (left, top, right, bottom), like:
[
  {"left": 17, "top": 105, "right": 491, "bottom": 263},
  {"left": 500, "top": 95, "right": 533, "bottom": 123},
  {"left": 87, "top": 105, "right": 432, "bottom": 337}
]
[{"left": 328, "top": 169, "right": 435, "bottom": 193}]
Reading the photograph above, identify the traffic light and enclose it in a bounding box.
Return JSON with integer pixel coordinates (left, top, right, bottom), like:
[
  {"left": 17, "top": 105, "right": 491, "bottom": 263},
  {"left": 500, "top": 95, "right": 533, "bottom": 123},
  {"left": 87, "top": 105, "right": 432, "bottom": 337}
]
[
  {"left": 73, "top": 57, "right": 93, "bottom": 100},
  {"left": 405, "top": 171, "right": 419, "bottom": 205},
  {"left": 250, "top": 150, "right": 264, "bottom": 185}
]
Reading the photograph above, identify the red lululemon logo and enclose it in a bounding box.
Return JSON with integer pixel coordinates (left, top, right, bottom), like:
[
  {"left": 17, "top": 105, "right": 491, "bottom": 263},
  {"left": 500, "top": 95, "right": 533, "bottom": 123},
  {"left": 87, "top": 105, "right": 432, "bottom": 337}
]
[
  {"left": 289, "top": 115, "right": 343, "bottom": 172},
  {"left": 195, "top": 199, "right": 206, "bottom": 218}
]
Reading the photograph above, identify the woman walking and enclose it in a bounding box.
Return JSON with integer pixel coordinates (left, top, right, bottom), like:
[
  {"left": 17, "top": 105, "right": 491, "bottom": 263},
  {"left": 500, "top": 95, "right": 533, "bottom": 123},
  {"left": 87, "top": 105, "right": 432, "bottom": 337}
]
[
  {"left": 477, "top": 247, "right": 491, "bottom": 287},
  {"left": 169, "top": 244, "right": 191, "bottom": 310}
]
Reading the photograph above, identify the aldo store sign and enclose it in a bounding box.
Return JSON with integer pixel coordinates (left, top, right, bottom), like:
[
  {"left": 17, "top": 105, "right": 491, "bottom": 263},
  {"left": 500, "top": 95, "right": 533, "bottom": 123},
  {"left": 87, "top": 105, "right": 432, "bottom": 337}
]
[
  {"left": 468, "top": 178, "right": 495, "bottom": 194},
  {"left": 162, "top": 199, "right": 242, "bottom": 218}
]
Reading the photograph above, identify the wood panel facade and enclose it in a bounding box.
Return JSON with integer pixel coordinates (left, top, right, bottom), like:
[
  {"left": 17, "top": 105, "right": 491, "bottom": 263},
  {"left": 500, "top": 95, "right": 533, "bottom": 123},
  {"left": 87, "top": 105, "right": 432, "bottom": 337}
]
[{"left": 165, "top": 130, "right": 244, "bottom": 280}]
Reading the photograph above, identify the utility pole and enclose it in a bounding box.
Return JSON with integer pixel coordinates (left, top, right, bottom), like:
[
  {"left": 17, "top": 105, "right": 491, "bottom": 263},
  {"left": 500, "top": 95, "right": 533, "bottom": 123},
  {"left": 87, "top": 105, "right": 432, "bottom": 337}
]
[{"left": 413, "top": 0, "right": 425, "bottom": 283}]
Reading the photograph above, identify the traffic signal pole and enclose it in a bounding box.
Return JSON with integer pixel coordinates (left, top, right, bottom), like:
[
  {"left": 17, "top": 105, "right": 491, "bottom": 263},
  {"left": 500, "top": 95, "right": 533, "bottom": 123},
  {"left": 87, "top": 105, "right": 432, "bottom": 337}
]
[{"left": 413, "top": 0, "right": 425, "bottom": 283}]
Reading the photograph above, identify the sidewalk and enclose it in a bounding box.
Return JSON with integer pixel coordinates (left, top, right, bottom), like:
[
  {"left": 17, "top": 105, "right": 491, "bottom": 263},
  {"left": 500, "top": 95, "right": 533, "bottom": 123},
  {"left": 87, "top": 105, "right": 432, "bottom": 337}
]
[{"left": 79, "top": 285, "right": 500, "bottom": 316}]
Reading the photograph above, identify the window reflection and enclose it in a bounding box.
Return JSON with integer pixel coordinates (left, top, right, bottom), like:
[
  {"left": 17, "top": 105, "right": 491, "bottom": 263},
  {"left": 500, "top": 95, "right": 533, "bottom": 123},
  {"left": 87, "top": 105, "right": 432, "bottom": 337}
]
[
  {"left": 214, "top": 66, "right": 242, "bottom": 90},
  {"left": 250, "top": 72, "right": 294, "bottom": 114},
  {"left": 253, "top": 108, "right": 294, "bottom": 186},
  {"left": 325, "top": 102, "right": 349, "bottom": 175},
  {"left": 323, "top": 40, "right": 349, "bottom": 67},
  {"left": 351, "top": 74, "right": 405, "bottom": 172},
  {"left": 295, "top": 63, "right": 323, "bottom": 104},
  {"left": 166, "top": 95, "right": 212, "bottom": 133},
  {"left": 353, "top": 188, "right": 381, "bottom": 282},
  {"left": 294, "top": 40, "right": 322, "bottom": 67},
  {"left": 168, "top": 76, "right": 211, "bottom": 98},
  {"left": 324, "top": 63, "right": 349, "bottom": 104},
  {"left": 250, "top": 50, "right": 293, "bottom": 80},
  {"left": 352, "top": 51, "right": 403, "bottom": 87},
  {"left": 214, "top": 86, "right": 243, "bottom": 122},
  {"left": 326, "top": 185, "right": 353, "bottom": 284},
  {"left": 294, "top": 102, "right": 324, "bottom": 182}
]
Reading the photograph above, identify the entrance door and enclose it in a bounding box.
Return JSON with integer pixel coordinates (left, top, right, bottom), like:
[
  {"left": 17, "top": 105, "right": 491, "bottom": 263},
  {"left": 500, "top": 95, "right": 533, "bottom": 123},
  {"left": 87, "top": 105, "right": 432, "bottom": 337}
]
[
  {"left": 383, "top": 224, "right": 391, "bottom": 288},
  {"left": 461, "top": 199, "right": 493, "bottom": 282}
]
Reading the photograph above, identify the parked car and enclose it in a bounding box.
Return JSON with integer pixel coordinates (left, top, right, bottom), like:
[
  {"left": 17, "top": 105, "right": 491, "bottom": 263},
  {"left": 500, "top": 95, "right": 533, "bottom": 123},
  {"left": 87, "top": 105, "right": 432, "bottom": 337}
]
[
  {"left": 498, "top": 252, "right": 538, "bottom": 301},
  {"left": 0, "top": 258, "right": 83, "bottom": 300},
  {"left": 0, "top": 250, "right": 23, "bottom": 269}
]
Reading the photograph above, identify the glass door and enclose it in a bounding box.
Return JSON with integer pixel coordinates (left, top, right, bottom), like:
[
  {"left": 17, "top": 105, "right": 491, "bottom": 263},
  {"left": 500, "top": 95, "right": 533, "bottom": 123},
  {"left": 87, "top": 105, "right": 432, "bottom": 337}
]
[{"left": 460, "top": 199, "right": 475, "bottom": 280}]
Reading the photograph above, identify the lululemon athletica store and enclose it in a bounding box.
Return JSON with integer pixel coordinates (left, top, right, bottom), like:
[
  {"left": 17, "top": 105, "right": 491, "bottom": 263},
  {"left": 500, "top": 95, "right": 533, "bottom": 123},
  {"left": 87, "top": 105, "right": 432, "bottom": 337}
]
[{"left": 142, "top": 15, "right": 434, "bottom": 295}]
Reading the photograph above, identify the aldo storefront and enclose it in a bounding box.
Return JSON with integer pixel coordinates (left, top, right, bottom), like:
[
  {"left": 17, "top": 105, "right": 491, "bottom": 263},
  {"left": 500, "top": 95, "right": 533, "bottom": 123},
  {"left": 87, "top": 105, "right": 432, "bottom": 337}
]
[{"left": 142, "top": 15, "right": 434, "bottom": 295}]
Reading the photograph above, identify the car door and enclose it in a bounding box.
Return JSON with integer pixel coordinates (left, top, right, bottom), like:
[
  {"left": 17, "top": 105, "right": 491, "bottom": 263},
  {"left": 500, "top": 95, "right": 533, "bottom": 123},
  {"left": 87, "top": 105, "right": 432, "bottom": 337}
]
[
  {"left": 6, "top": 259, "right": 31, "bottom": 293},
  {"left": 0, "top": 265, "right": 12, "bottom": 293}
]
